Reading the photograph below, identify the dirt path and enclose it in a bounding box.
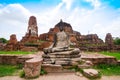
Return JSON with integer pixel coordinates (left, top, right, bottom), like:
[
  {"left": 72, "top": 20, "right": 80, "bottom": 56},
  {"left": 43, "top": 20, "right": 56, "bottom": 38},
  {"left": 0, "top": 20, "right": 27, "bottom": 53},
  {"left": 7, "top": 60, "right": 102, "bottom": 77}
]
[{"left": 0, "top": 73, "right": 120, "bottom": 80}]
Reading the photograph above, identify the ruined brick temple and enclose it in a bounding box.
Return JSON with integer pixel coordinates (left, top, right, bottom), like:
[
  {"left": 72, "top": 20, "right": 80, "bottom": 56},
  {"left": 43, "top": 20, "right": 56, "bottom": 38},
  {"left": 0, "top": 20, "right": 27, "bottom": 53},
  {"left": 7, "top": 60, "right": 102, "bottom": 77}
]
[
  {"left": 39, "top": 19, "right": 81, "bottom": 47},
  {"left": 4, "top": 16, "right": 39, "bottom": 51},
  {"left": 3, "top": 16, "right": 120, "bottom": 51},
  {"left": 21, "top": 16, "right": 38, "bottom": 43}
]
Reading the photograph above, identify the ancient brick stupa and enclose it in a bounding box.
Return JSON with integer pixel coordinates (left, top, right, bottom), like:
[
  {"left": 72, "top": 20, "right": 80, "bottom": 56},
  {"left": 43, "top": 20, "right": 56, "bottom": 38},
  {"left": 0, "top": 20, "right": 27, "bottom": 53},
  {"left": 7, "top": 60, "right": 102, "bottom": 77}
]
[
  {"left": 105, "top": 33, "right": 114, "bottom": 45},
  {"left": 4, "top": 34, "right": 18, "bottom": 51},
  {"left": 105, "top": 33, "right": 114, "bottom": 50},
  {"left": 39, "top": 19, "right": 81, "bottom": 43},
  {"left": 21, "top": 16, "right": 38, "bottom": 43}
]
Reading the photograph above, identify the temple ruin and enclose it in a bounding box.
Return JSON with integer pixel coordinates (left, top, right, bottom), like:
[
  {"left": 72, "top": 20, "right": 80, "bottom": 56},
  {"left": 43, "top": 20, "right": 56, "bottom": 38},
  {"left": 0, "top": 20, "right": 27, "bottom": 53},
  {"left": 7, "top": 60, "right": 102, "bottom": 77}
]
[
  {"left": 21, "top": 16, "right": 38, "bottom": 43},
  {"left": 2, "top": 16, "right": 120, "bottom": 51}
]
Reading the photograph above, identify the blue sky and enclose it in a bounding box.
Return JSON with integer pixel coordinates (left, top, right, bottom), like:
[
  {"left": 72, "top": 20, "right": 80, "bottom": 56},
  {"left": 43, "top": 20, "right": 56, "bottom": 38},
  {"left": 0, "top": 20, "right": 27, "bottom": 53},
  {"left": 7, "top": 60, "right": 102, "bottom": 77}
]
[{"left": 0, "top": 0, "right": 120, "bottom": 41}]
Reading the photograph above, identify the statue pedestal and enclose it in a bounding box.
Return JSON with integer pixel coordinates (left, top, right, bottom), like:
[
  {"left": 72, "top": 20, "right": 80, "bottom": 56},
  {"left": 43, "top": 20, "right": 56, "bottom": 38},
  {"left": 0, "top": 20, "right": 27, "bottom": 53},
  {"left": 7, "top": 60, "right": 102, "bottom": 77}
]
[{"left": 42, "top": 48, "right": 81, "bottom": 66}]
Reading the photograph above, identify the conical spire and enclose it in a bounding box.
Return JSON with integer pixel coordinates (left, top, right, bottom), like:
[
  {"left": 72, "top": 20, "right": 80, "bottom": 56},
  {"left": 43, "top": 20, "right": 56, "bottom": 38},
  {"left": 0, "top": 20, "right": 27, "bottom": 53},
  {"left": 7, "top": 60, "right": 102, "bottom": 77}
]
[
  {"left": 59, "top": 19, "right": 64, "bottom": 27},
  {"left": 60, "top": 19, "right": 63, "bottom": 22}
]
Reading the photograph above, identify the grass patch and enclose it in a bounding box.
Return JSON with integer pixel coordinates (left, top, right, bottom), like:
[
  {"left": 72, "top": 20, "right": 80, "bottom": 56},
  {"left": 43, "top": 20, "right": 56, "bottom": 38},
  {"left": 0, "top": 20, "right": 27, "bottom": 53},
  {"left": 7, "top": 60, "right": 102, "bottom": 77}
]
[
  {"left": 0, "top": 51, "right": 34, "bottom": 55},
  {"left": 0, "top": 64, "right": 20, "bottom": 77},
  {"left": 94, "top": 64, "right": 120, "bottom": 76},
  {"left": 100, "top": 51, "right": 120, "bottom": 60}
]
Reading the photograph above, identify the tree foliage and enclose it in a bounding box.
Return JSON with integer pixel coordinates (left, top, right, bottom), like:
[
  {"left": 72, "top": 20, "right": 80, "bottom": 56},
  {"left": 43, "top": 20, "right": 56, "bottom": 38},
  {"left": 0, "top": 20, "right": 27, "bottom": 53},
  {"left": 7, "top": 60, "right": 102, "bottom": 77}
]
[
  {"left": 114, "top": 37, "right": 120, "bottom": 45},
  {"left": 0, "top": 38, "right": 8, "bottom": 43}
]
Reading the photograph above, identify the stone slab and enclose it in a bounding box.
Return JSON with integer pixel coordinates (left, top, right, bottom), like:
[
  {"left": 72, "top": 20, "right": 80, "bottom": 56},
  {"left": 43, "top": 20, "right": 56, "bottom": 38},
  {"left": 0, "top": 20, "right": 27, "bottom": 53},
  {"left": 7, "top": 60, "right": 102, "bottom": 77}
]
[
  {"left": 42, "top": 64, "right": 63, "bottom": 73},
  {"left": 42, "top": 64, "right": 75, "bottom": 73},
  {"left": 83, "top": 69, "right": 99, "bottom": 78},
  {"left": 49, "top": 49, "right": 79, "bottom": 55},
  {"left": 81, "top": 53, "right": 117, "bottom": 65},
  {"left": 55, "top": 60, "right": 71, "bottom": 65},
  {"left": 43, "top": 54, "right": 81, "bottom": 58}
]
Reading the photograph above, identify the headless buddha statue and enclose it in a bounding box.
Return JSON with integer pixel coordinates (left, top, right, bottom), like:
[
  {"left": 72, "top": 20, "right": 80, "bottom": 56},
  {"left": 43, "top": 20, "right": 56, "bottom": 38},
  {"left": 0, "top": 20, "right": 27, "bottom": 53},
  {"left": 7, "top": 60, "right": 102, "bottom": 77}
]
[{"left": 43, "top": 20, "right": 80, "bottom": 54}]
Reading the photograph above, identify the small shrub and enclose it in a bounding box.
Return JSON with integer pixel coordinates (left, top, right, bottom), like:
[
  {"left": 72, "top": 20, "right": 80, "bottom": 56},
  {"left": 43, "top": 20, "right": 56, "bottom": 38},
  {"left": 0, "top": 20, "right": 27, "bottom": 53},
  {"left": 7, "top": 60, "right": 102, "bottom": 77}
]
[
  {"left": 40, "top": 68, "right": 47, "bottom": 75},
  {"left": 78, "top": 60, "right": 85, "bottom": 64},
  {"left": 68, "top": 65, "right": 78, "bottom": 71},
  {"left": 68, "top": 65, "right": 83, "bottom": 72},
  {"left": 24, "top": 42, "right": 38, "bottom": 47},
  {"left": 114, "top": 37, "right": 120, "bottom": 45},
  {"left": 20, "top": 70, "right": 25, "bottom": 78},
  {"left": 17, "top": 64, "right": 23, "bottom": 69},
  {"left": 39, "top": 40, "right": 46, "bottom": 43},
  {"left": 0, "top": 38, "right": 8, "bottom": 43}
]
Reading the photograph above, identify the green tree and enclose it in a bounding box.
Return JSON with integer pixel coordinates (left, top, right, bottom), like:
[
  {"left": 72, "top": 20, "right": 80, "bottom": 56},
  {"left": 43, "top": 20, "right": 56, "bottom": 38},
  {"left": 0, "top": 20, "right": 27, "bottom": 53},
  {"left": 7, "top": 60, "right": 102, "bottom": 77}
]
[
  {"left": 114, "top": 37, "right": 120, "bottom": 45},
  {"left": 0, "top": 38, "right": 8, "bottom": 43}
]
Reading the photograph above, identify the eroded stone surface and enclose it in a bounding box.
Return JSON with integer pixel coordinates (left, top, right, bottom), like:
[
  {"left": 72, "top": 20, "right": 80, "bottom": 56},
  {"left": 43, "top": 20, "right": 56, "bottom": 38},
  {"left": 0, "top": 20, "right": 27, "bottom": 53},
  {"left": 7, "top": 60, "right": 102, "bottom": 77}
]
[
  {"left": 24, "top": 58, "right": 43, "bottom": 78},
  {"left": 42, "top": 64, "right": 63, "bottom": 72},
  {"left": 83, "top": 69, "right": 99, "bottom": 78}
]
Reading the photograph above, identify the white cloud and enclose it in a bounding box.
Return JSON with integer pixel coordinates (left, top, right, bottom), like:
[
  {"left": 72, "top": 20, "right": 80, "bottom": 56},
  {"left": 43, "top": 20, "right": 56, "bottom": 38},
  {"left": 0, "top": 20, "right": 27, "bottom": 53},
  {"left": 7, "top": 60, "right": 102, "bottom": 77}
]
[
  {"left": 0, "top": 4, "right": 32, "bottom": 40},
  {"left": 92, "top": 15, "right": 120, "bottom": 39},
  {"left": 85, "top": 0, "right": 101, "bottom": 9},
  {"left": 0, "top": 1, "right": 120, "bottom": 41},
  {"left": 62, "top": 0, "right": 74, "bottom": 10}
]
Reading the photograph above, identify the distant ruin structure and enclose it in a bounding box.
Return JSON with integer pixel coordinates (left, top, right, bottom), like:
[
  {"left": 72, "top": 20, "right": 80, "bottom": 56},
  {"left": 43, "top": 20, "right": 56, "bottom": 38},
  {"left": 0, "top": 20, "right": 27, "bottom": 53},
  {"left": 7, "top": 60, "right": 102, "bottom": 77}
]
[
  {"left": 105, "top": 33, "right": 114, "bottom": 45},
  {"left": 105, "top": 33, "right": 114, "bottom": 50},
  {"left": 21, "top": 16, "right": 38, "bottom": 43},
  {"left": 39, "top": 20, "right": 120, "bottom": 52},
  {"left": 3, "top": 16, "right": 120, "bottom": 51},
  {"left": 4, "top": 34, "right": 18, "bottom": 51},
  {"left": 27, "top": 16, "right": 38, "bottom": 36}
]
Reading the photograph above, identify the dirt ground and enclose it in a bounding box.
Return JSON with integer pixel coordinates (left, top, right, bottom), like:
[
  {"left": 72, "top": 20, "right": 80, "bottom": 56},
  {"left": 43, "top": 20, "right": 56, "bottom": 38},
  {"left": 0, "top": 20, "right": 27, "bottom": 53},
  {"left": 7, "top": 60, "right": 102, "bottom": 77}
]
[{"left": 0, "top": 73, "right": 120, "bottom": 80}]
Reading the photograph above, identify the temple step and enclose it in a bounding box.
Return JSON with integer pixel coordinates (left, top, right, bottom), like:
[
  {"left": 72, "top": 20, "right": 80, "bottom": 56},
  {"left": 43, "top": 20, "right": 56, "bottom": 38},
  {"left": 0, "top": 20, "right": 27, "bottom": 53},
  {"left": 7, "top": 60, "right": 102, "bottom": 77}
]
[{"left": 43, "top": 53, "right": 81, "bottom": 58}]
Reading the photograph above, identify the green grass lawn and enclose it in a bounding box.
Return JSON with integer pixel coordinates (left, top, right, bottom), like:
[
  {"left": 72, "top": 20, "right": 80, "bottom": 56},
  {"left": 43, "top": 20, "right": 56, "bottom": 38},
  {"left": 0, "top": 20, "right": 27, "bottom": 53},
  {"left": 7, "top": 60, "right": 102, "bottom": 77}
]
[
  {"left": 0, "top": 51, "right": 35, "bottom": 77},
  {"left": 100, "top": 51, "right": 120, "bottom": 60},
  {"left": 83, "top": 51, "right": 120, "bottom": 76},
  {"left": 0, "top": 64, "right": 47, "bottom": 77},
  {"left": 0, "top": 64, "right": 21, "bottom": 77},
  {"left": 96, "top": 51, "right": 120, "bottom": 75},
  {"left": 0, "top": 51, "right": 34, "bottom": 55},
  {"left": 94, "top": 64, "right": 120, "bottom": 76}
]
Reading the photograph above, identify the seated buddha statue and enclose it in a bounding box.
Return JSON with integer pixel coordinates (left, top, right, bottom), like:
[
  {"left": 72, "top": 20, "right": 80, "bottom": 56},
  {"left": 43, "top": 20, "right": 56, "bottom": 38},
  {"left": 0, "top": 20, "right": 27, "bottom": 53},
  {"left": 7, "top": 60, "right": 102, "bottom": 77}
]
[{"left": 43, "top": 20, "right": 80, "bottom": 54}]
